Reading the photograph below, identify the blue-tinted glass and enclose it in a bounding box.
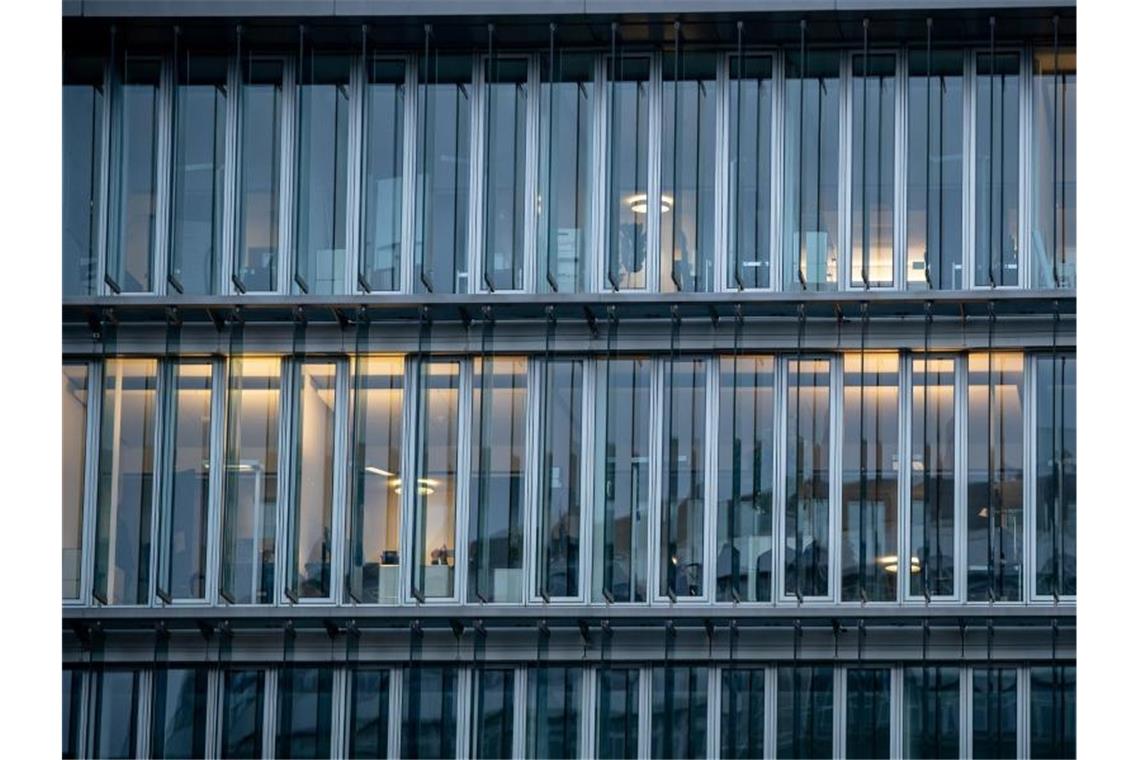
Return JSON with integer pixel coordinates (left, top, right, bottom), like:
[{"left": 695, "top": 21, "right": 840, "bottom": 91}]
[
  {"left": 473, "top": 669, "right": 514, "bottom": 759},
  {"left": 349, "top": 669, "right": 391, "bottom": 759},
  {"left": 537, "top": 359, "right": 583, "bottom": 598},
  {"left": 975, "top": 52, "right": 1020, "bottom": 287},
  {"left": 92, "top": 670, "right": 138, "bottom": 759},
  {"left": 361, "top": 59, "right": 406, "bottom": 292},
  {"left": 904, "top": 666, "right": 959, "bottom": 759},
  {"left": 63, "top": 56, "right": 103, "bottom": 297},
  {"left": 784, "top": 358, "right": 831, "bottom": 598},
  {"left": 1035, "top": 353, "right": 1076, "bottom": 597},
  {"left": 1030, "top": 666, "right": 1075, "bottom": 759},
  {"left": 483, "top": 57, "right": 527, "bottom": 291},
  {"left": 151, "top": 668, "right": 208, "bottom": 759},
  {"left": 1030, "top": 49, "right": 1076, "bottom": 288},
  {"left": 720, "top": 668, "right": 765, "bottom": 759},
  {"left": 606, "top": 53, "right": 650, "bottom": 291},
  {"left": 222, "top": 669, "right": 265, "bottom": 759},
  {"left": 660, "top": 358, "right": 707, "bottom": 598},
  {"left": 651, "top": 666, "right": 708, "bottom": 759},
  {"left": 236, "top": 56, "right": 284, "bottom": 293},
  {"left": 776, "top": 666, "right": 833, "bottom": 759},
  {"left": 973, "top": 668, "right": 1017, "bottom": 759},
  {"left": 910, "top": 357, "right": 956, "bottom": 597},
  {"left": 277, "top": 668, "right": 333, "bottom": 759},
  {"left": 596, "top": 668, "right": 639, "bottom": 760},
  {"left": 63, "top": 363, "right": 89, "bottom": 600},
  {"left": 63, "top": 669, "right": 82, "bottom": 759},
  {"left": 846, "top": 668, "right": 891, "bottom": 759},
  {"left": 851, "top": 54, "right": 896, "bottom": 288},
  {"left": 526, "top": 666, "right": 581, "bottom": 759},
  {"left": 728, "top": 54, "right": 774, "bottom": 289},
  {"left": 401, "top": 667, "right": 458, "bottom": 759}
]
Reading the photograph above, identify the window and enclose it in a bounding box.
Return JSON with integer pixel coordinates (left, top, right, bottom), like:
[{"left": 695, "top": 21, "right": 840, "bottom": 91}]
[
  {"left": 288, "top": 362, "right": 338, "bottom": 600},
  {"left": 783, "top": 51, "right": 840, "bottom": 291},
  {"left": 526, "top": 666, "right": 581, "bottom": 759},
  {"left": 967, "top": 352, "right": 1024, "bottom": 601},
  {"left": 63, "top": 55, "right": 103, "bottom": 296},
  {"left": 903, "top": 666, "right": 960, "bottom": 759},
  {"left": 413, "top": 361, "right": 460, "bottom": 599},
  {"left": 360, "top": 58, "right": 407, "bottom": 292},
  {"left": 651, "top": 666, "right": 708, "bottom": 759},
  {"left": 605, "top": 52, "right": 650, "bottom": 291},
  {"left": 277, "top": 668, "right": 334, "bottom": 759},
  {"left": 221, "top": 669, "right": 266, "bottom": 759},
  {"left": 94, "top": 358, "right": 157, "bottom": 605},
  {"left": 841, "top": 353, "right": 899, "bottom": 602},
  {"left": 482, "top": 56, "right": 528, "bottom": 291},
  {"left": 536, "top": 359, "right": 584, "bottom": 599},
  {"left": 348, "top": 356, "right": 404, "bottom": 603},
  {"left": 720, "top": 668, "right": 765, "bottom": 759},
  {"left": 661, "top": 50, "right": 716, "bottom": 293},
  {"left": 776, "top": 666, "right": 833, "bottom": 759},
  {"left": 596, "top": 667, "right": 640, "bottom": 760},
  {"left": 1030, "top": 49, "right": 1076, "bottom": 288},
  {"left": 906, "top": 50, "right": 964, "bottom": 289},
  {"left": 784, "top": 358, "right": 831, "bottom": 598},
  {"left": 469, "top": 357, "right": 527, "bottom": 602},
  {"left": 235, "top": 55, "right": 284, "bottom": 293},
  {"left": 415, "top": 53, "right": 471, "bottom": 294},
  {"left": 727, "top": 54, "right": 774, "bottom": 289},
  {"left": 106, "top": 53, "right": 160, "bottom": 294},
  {"left": 63, "top": 363, "right": 89, "bottom": 600},
  {"left": 1035, "top": 352, "right": 1076, "bottom": 597},
  {"left": 90, "top": 670, "right": 139, "bottom": 759},
  {"left": 846, "top": 668, "right": 891, "bottom": 759},
  {"left": 151, "top": 668, "right": 208, "bottom": 759},
  {"left": 974, "top": 52, "right": 1020, "bottom": 287},
  {"left": 349, "top": 669, "right": 391, "bottom": 759},
  {"left": 169, "top": 52, "right": 227, "bottom": 295},
  {"left": 158, "top": 362, "right": 212, "bottom": 601},
  {"left": 1030, "top": 666, "right": 1075, "bottom": 758},
  {"left": 538, "top": 51, "right": 593, "bottom": 293},
  {"left": 910, "top": 357, "right": 956, "bottom": 598},
  {"left": 220, "top": 357, "right": 280, "bottom": 605},
  {"left": 973, "top": 667, "right": 1018, "bottom": 759},
  {"left": 402, "top": 667, "right": 459, "bottom": 759},
  {"left": 660, "top": 357, "right": 708, "bottom": 599},
  {"left": 595, "top": 358, "right": 651, "bottom": 603},
  {"left": 63, "top": 669, "right": 82, "bottom": 759},
  {"left": 851, "top": 53, "right": 897, "bottom": 288},
  {"left": 294, "top": 52, "right": 351, "bottom": 295},
  {"left": 472, "top": 668, "right": 515, "bottom": 759}
]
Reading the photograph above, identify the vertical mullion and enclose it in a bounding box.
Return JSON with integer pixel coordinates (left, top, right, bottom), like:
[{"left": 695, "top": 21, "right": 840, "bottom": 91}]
[
  {"left": 646, "top": 52, "right": 662, "bottom": 293},
  {"left": 1018, "top": 45, "right": 1031, "bottom": 289},
  {"left": 770, "top": 50, "right": 784, "bottom": 293},
  {"left": 221, "top": 40, "right": 240, "bottom": 294},
  {"left": 523, "top": 53, "right": 540, "bottom": 293},
  {"left": 963, "top": 50, "right": 977, "bottom": 289},
  {"left": 277, "top": 55, "right": 298, "bottom": 294},
  {"left": 79, "top": 359, "right": 102, "bottom": 608},
  {"left": 704, "top": 358, "right": 720, "bottom": 601},
  {"left": 345, "top": 41, "right": 365, "bottom": 296},
  {"left": 95, "top": 51, "right": 113, "bottom": 295},
  {"left": 833, "top": 665, "right": 846, "bottom": 759},
  {"left": 637, "top": 665, "right": 651, "bottom": 759},
  {"left": 523, "top": 358, "right": 541, "bottom": 603},
  {"left": 153, "top": 52, "right": 174, "bottom": 296},
  {"left": 137, "top": 669, "right": 153, "bottom": 760},
  {"left": 399, "top": 358, "right": 416, "bottom": 605},
  {"left": 263, "top": 669, "right": 278, "bottom": 760},
  {"left": 763, "top": 666, "right": 777, "bottom": 759},
  {"left": 399, "top": 55, "right": 417, "bottom": 294},
  {"left": 275, "top": 358, "right": 294, "bottom": 606},
  {"left": 153, "top": 360, "right": 174, "bottom": 604},
  {"left": 837, "top": 52, "right": 852, "bottom": 291},
  {"left": 205, "top": 359, "right": 226, "bottom": 605},
  {"left": 454, "top": 358, "right": 474, "bottom": 604},
  {"left": 958, "top": 665, "right": 969, "bottom": 760},
  {"left": 954, "top": 353, "right": 968, "bottom": 602},
  {"left": 388, "top": 667, "right": 403, "bottom": 758},
  {"left": 895, "top": 50, "right": 907, "bottom": 289},
  {"left": 647, "top": 357, "right": 663, "bottom": 603},
  {"left": 579, "top": 359, "right": 596, "bottom": 601},
  {"left": 714, "top": 51, "right": 730, "bottom": 293},
  {"left": 512, "top": 666, "right": 528, "bottom": 759},
  {"left": 203, "top": 668, "right": 220, "bottom": 759},
  {"left": 772, "top": 356, "right": 788, "bottom": 603},
  {"left": 330, "top": 358, "right": 350, "bottom": 605}
]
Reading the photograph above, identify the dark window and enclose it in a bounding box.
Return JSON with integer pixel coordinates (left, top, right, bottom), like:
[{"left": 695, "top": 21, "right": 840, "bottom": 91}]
[
  {"left": 221, "top": 669, "right": 265, "bottom": 759},
  {"left": 903, "top": 666, "right": 959, "bottom": 759},
  {"left": 1035, "top": 353, "right": 1076, "bottom": 597},
  {"left": 651, "top": 666, "right": 708, "bottom": 759},
  {"left": 526, "top": 666, "right": 581, "bottom": 759},
  {"left": 1030, "top": 666, "right": 1075, "bottom": 759},
  {"left": 973, "top": 667, "right": 1018, "bottom": 759},
  {"left": 776, "top": 666, "right": 833, "bottom": 759},
  {"left": 401, "top": 667, "right": 459, "bottom": 759},
  {"left": 151, "top": 668, "right": 208, "bottom": 759},
  {"left": 276, "top": 668, "right": 334, "bottom": 759},
  {"left": 846, "top": 668, "right": 891, "bottom": 759},
  {"left": 720, "top": 668, "right": 765, "bottom": 760},
  {"left": 472, "top": 669, "right": 515, "bottom": 759},
  {"left": 596, "top": 667, "right": 639, "bottom": 760},
  {"left": 63, "top": 55, "right": 104, "bottom": 296},
  {"left": 349, "top": 669, "right": 391, "bottom": 759}
]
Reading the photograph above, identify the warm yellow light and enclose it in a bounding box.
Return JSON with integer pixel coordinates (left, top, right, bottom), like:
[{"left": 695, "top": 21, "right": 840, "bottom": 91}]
[
  {"left": 365, "top": 466, "right": 396, "bottom": 478},
  {"left": 626, "top": 193, "right": 674, "bottom": 215},
  {"left": 878, "top": 554, "right": 921, "bottom": 574}
]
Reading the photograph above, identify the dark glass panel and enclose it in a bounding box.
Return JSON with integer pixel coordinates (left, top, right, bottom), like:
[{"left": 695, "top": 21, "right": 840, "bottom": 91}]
[
  {"left": 526, "top": 666, "right": 581, "bottom": 759},
  {"left": 660, "top": 358, "right": 707, "bottom": 598},
  {"left": 596, "top": 667, "right": 639, "bottom": 760},
  {"left": 776, "top": 666, "right": 833, "bottom": 759},
  {"left": 972, "top": 667, "right": 1017, "bottom": 759},
  {"left": 63, "top": 669, "right": 82, "bottom": 759},
  {"left": 851, "top": 54, "right": 896, "bottom": 288},
  {"left": 1030, "top": 49, "right": 1076, "bottom": 288},
  {"left": 605, "top": 53, "right": 650, "bottom": 291},
  {"left": 719, "top": 668, "right": 765, "bottom": 760},
  {"left": 483, "top": 57, "right": 527, "bottom": 291},
  {"left": 651, "top": 666, "right": 708, "bottom": 759},
  {"left": 728, "top": 54, "right": 774, "bottom": 289},
  {"left": 349, "top": 669, "right": 391, "bottom": 759},
  {"left": 63, "top": 363, "right": 89, "bottom": 599},
  {"left": 473, "top": 669, "right": 514, "bottom": 759},
  {"left": 846, "top": 668, "right": 891, "bottom": 759},
  {"left": 401, "top": 667, "right": 459, "bottom": 759},
  {"left": 63, "top": 55, "right": 104, "bottom": 296},
  {"left": 784, "top": 358, "right": 831, "bottom": 598},
  {"left": 1035, "top": 353, "right": 1076, "bottom": 597},
  {"left": 221, "top": 669, "right": 265, "bottom": 759},
  {"left": 974, "top": 52, "right": 1020, "bottom": 287},
  {"left": 236, "top": 56, "right": 284, "bottom": 293},
  {"left": 1030, "top": 666, "right": 1075, "bottom": 759},
  {"left": 151, "top": 668, "right": 208, "bottom": 759},
  {"left": 537, "top": 359, "right": 583, "bottom": 598},
  {"left": 910, "top": 357, "right": 956, "bottom": 597},
  {"left": 903, "top": 666, "right": 960, "bottom": 759},
  {"left": 361, "top": 59, "right": 406, "bottom": 292},
  {"left": 91, "top": 670, "right": 139, "bottom": 759},
  {"left": 276, "top": 668, "right": 334, "bottom": 759}
]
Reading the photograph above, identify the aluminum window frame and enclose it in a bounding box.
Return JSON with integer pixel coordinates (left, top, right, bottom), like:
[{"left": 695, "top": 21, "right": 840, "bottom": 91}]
[{"left": 65, "top": 359, "right": 101, "bottom": 608}]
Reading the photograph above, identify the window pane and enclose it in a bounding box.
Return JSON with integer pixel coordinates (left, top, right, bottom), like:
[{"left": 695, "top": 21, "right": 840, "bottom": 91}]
[
  {"left": 161, "top": 362, "right": 212, "bottom": 601},
  {"left": 537, "top": 359, "right": 583, "bottom": 598},
  {"left": 851, "top": 54, "right": 896, "bottom": 288},
  {"left": 594, "top": 357, "right": 651, "bottom": 603},
  {"left": 63, "top": 669, "right": 82, "bottom": 759},
  {"left": 903, "top": 666, "right": 959, "bottom": 759},
  {"left": 361, "top": 59, "right": 406, "bottom": 292},
  {"left": 975, "top": 52, "right": 1020, "bottom": 287},
  {"left": 94, "top": 358, "right": 157, "bottom": 605},
  {"left": 222, "top": 669, "right": 265, "bottom": 759},
  {"left": 538, "top": 52, "right": 592, "bottom": 293},
  {"left": 1035, "top": 353, "right": 1076, "bottom": 597},
  {"left": 151, "top": 668, "right": 208, "bottom": 759},
  {"left": 846, "top": 668, "right": 891, "bottom": 759},
  {"left": 107, "top": 54, "right": 160, "bottom": 293},
  {"left": 783, "top": 52, "right": 840, "bottom": 291},
  {"left": 661, "top": 51, "right": 716, "bottom": 293},
  {"left": 967, "top": 353, "right": 1024, "bottom": 601},
  {"left": 596, "top": 667, "right": 639, "bottom": 760},
  {"left": 717, "top": 356, "right": 775, "bottom": 602},
  {"left": 170, "top": 53, "right": 227, "bottom": 295},
  {"left": 784, "top": 358, "right": 831, "bottom": 598},
  {"left": 291, "top": 362, "right": 337, "bottom": 599},
  {"left": 473, "top": 669, "right": 515, "bottom": 759},
  {"left": 236, "top": 56, "right": 284, "bottom": 293},
  {"left": 92, "top": 670, "right": 139, "bottom": 759},
  {"left": 651, "top": 666, "right": 708, "bottom": 760},
  {"left": 911, "top": 357, "right": 956, "bottom": 597},
  {"left": 349, "top": 668, "right": 390, "bottom": 759},
  {"left": 606, "top": 53, "right": 650, "bottom": 291},
  {"left": 728, "top": 54, "right": 774, "bottom": 290},
  {"left": 720, "top": 668, "right": 765, "bottom": 759},
  {"left": 906, "top": 51, "right": 964, "bottom": 289},
  {"left": 841, "top": 353, "right": 899, "bottom": 601},
  {"left": 469, "top": 357, "right": 526, "bottom": 602},
  {"left": 660, "top": 357, "right": 707, "bottom": 598},
  {"left": 63, "top": 55, "right": 103, "bottom": 296},
  {"left": 63, "top": 363, "right": 89, "bottom": 599},
  {"left": 1030, "top": 666, "right": 1075, "bottom": 759},
  {"left": 483, "top": 57, "right": 527, "bottom": 291},
  {"left": 1030, "top": 50, "right": 1076, "bottom": 288},
  {"left": 349, "top": 356, "right": 404, "bottom": 603},
  {"left": 221, "top": 357, "right": 280, "bottom": 605},
  {"left": 413, "top": 361, "right": 459, "bottom": 599},
  {"left": 972, "top": 667, "right": 1017, "bottom": 759},
  {"left": 295, "top": 53, "right": 350, "bottom": 295},
  {"left": 526, "top": 666, "right": 581, "bottom": 759},
  {"left": 277, "top": 668, "right": 334, "bottom": 759},
  {"left": 415, "top": 54, "right": 471, "bottom": 294},
  {"left": 776, "top": 666, "right": 833, "bottom": 759},
  {"left": 402, "top": 667, "right": 459, "bottom": 760}
]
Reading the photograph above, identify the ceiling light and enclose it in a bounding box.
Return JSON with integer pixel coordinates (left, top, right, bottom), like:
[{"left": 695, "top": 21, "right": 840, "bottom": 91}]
[
  {"left": 626, "top": 193, "right": 674, "bottom": 215},
  {"left": 365, "top": 466, "right": 396, "bottom": 478}
]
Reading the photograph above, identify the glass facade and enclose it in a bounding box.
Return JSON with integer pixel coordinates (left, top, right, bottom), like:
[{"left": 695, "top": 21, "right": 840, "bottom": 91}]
[
  {"left": 63, "top": 55, "right": 104, "bottom": 296},
  {"left": 776, "top": 666, "right": 833, "bottom": 759},
  {"left": 904, "top": 666, "right": 960, "bottom": 759},
  {"left": 784, "top": 358, "right": 831, "bottom": 598},
  {"left": 975, "top": 52, "right": 1021, "bottom": 288},
  {"left": 910, "top": 357, "right": 956, "bottom": 598},
  {"left": 728, "top": 54, "right": 774, "bottom": 289},
  {"left": 720, "top": 668, "right": 765, "bottom": 759},
  {"left": 472, "top": 668, "right": 515, "bottom": 759},
  {"left": 482, "top": 56, "right": 528, "bottom": 291},
  {"left": 276, "top": 668, "right": 334, "bottom": 759},
  {"left": 1030, "top": 49, "right": 1076, "bottom": 288},
  {"left": 150, "top": 668, "right": 207, "bottom": 759},
  {"left": 361, "top": 58, "right": 406, "bottom": 292},
  {"left": 1036, "top": 352, "right": 1076, "bottom": 597},
  {"left": 63, "top": 363, "right": 89, "bottom": 600},
  {"left": 847, "top": 668, "right": 891, "bottom": 759},
  {"left": 413, "top": 361, "right": 460, "bottom": 599},
  {"left": 651, "top": 666, "right": 708, "bottom": 759},
  {"left": 851, "top": 53, "right": 897, "bottom": 288},
  {"left": 660, "top": 357, "right": 707, "bottom": 598},
  {"left": 596, "top": 667, "right": 639, "bottom": 760},
  {"left": 402, "top": 667, "right": 459, "bottom": 759},
  {"left": 235, "top": 55, "right": 284, "bottom": 293},
  {"left": 605, "top": 53, "right": 650, "bottom": 291},
  {"left": 221, "top": 669, "right": 265, "bottom": 759},
  {"left": 349, "top": 669, "right": 390, "bottom": 758},
  {"left": 91, "top": 670, "right": 139, "bottom": 759},
  {"left": 1030, "top": 665, "right": 1076, "bottom": 758},
  {"left": 526, "top": 666, "right": 581, "bottom": 759},
  {"left": 972, "top": 667, "right": 1018, "bottom": 759},
  {"left": 289, "top": 362, "right": 338, "bottom": 600},
  {"left": 537, "top": 359, "right": 584, "bottom": 599}
]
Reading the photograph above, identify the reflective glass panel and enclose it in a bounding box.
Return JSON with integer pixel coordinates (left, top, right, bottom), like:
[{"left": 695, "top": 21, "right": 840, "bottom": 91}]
[
  {"left": 783, "top": 52, "right": 841, "bottom": 291},
  {"left": 660, "top": 357, "right": 707, "bottom": 598},
  {"left": 91, "top": 670, "right": 139, "bottom": 759},
  {"left": 605, "top": 53, "right": 650, "bottom": 291},
  {"left": 911, "top": 357, "right": 956, "bottom": 597},
  {"left": 63, "top": 55, "right": 103, "bottom": 296},
  {"left": 1030, "top": 666, "right": 1075, "bottom": 759},
  {"left": 537, "top": 359, "right": 583, "bottom": 599},
  {"left": 526, "top": 666, "right": 581, "bottom": 759},
  {"left": 220, "top": 357, "right": 280, "bottom": 605},
  {"left": 846, "top": 668, "right": 891, "bottom": 759},
  {"left": 361, "top": 59, "right": 406, "bottom": 292},
  {"left": 170, "top": 53, "right": 227, "bottom": 295},
  {"left": 906, "top": 51, "right": 964, "bottom": 289},
  {"left": 401, "top": 667, "right": 459, "bottom": 760},
  {"left": 784, "top": 358, "right": 831, "bottom": 598},
  {"left": 851, "top": 54, "right": 896, "bottom": 288},
  {"left": 63, "top": 669, "right": 82, "bottom": 759},
  {"left": 974, "top": 52, "right": 1020, "bottom": 287},
  {"left": 594, "top": 357, "right": 651, "bottom": 603},
  {"left": 236, "top": 56, "right": 284, "bottom": 293},
  {"left": 903, "top": 666, "right": 960, "bottom": 759},
  {"left": 596, "top": 667, "right": 639, "bottom": 760},
  {"left": 221, "top": 669, "right": 265, "bottom": 759},
  {"left": 1031, "top": 49, "right": 1076, "bottom": 288},
  {"left": 349, "top": 669, "right": 391, "bottom": 759},
  {"left": 483, "top": 57, "right": 527, "bottom": 291},
  {"left": 469, "top": 357, "right": 527, "bottom": 602},
  {"left": 151, "top": 668, "right": 208, "bottom": 759},
  {"left": 1035, "top": 352, "right": 1076, "bottom": 597},
  {"left": 290, "top": 362, "right": 337, "bottom": 599},
  {"left": 413, "top": 361, "right": 459, "bottom": 599},
  {"left": 277, "top": 668, "right": 334, "bottom": 759},
  {"left": 63, "top": 363, "right": 89, "bottom": 600},
  {"left": 349, "top": 356, "right": 404, "bottom": 603},
  {"left": 728, "top": 54, "right": 774, "bottom": 289},
  {"left": 776, "top": 666, "right": 833, "bottom": 759},
  {"left": 473, "top": 669, "right": 515, "bottom": 759},
  {"left": 720, "top": 668, "right": 765, "bottom": 759},
  {"left": 94, "top": 358, "right": 157, "bottom": 605},
  {"left": 967, "top": 352, "right": 1024, "bottom": 601},
  {"left": 651, "top": 666, "right": 708, "bottom": 760},
  {"left": 841, "top": 353, "right": 899, "bottom": 601},
  {"left": 972, "top": 667, "right": 1017, "bottom": 759}
]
